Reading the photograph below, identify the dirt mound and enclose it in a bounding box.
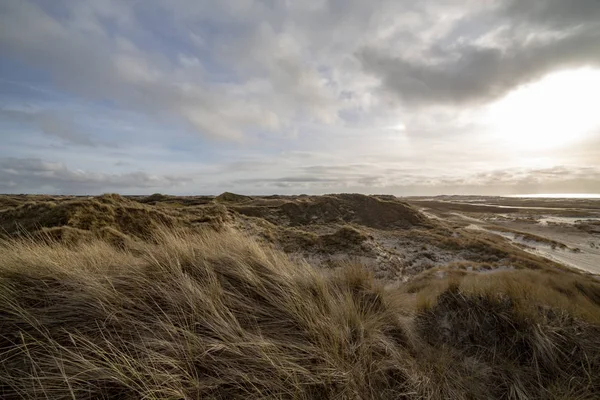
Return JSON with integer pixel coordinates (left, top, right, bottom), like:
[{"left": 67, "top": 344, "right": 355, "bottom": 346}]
[
  {"left": 230, "top": 194, "right": 430, "bottom": 230},
  {"left": 277, "top": 194, "right": 430, "bottom": 229},
  {"left": 0, "top": 194, "right": 178, "bottom": 239},
  {"left": 271, "top": 225, "right": 370, "bottom": 254},
  {"left": 215, "top": 192, "right": 253, "bottom": 203},
  {"left": 137, "top": 193, "right": 172, "bottom": 204},
  {"left": 318, "top": 225, "right": 369, "bottom": 251}
]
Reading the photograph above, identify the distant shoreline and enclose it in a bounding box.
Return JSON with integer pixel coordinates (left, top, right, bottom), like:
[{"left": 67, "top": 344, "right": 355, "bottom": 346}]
[{"left": 508, "top": 193, "right": 600, "bottom": 199}]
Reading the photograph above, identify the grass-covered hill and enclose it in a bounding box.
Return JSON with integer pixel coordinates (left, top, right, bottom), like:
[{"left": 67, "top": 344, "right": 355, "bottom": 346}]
[
  {"left": 0, "top": 193, "right": 576, "bottom": 275},
  {"left": 1, "top": 193, "right": 600, "bottom": 399}
]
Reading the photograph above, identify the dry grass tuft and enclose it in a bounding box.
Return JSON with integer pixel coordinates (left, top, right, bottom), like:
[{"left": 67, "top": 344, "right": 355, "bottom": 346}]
[
  {"left": 416, "top": 281, "right": 600, "bottom": 399},
  {"left": 0, "top": 194, "right": 179, "bottom": 240},
  {"left": 0, "top": 230, "right": 414, "bottom": 399},
  {"left": 1, "top": 229, "right": 599, "bottom": 399}
]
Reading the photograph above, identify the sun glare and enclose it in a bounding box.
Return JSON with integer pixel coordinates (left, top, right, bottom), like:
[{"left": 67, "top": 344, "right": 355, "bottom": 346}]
[{"left": 485, "top": 68, "right": 600, "bottom": 150}]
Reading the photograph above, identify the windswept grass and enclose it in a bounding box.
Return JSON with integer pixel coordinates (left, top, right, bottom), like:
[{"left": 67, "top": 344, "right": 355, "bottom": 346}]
[
  {"left": 1, "top": 229, "right": 599, "bottom": 399},
  {"left": 0, "top": 229, "right": 415, "bottom": 399},
  {"left": 0, "top": 194, "right": 178, "bottom": 239}
]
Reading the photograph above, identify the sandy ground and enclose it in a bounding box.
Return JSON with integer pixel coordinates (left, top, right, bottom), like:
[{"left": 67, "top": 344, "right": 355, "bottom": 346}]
[{"left": 409, "top": 196, "right": 600, "bottom": 275}]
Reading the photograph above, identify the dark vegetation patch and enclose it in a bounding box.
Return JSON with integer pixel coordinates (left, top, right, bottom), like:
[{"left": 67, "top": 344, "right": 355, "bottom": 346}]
[
  {"left": 416, "top": 283, "right": 600, "bottom": 399},
  {"left": 230, "top": 194, "right": 430, "bottom": 230},
  {"left": 265, "top": 225, "right": 370, "bottom": 255},
  {"left": 576, "top": 220, "right": 600, "bottom": 234},
  {"left": 215, "top": 191, "right": 254, "bottom": 203}
]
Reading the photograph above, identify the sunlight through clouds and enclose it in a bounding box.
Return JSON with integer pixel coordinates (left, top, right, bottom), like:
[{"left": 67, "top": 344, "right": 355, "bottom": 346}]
[
  {"left": 485, "top": 68, "right": 600, "bottom": 150},
  {"left": 1, "top": 0, "right": 599, "bottom": 194}
]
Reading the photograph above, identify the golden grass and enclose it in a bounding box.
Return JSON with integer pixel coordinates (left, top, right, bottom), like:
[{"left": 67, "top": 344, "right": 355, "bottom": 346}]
[
  {"left": 0, "top": 229, "right": 414, "bottom": 399},
  {"left": 1, "top": 228, "right": 599, "bottom": 399},
  {"left": 0, "top": 194, "right": 179, "bottom": 239},
  {"left": 406, "top": 225, "right": 574, "bottom": 272}
]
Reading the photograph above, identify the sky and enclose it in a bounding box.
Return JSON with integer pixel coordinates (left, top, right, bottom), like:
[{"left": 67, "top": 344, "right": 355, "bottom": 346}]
[{"left": 1, "top": 0, "right": 600, "bottom": 196}]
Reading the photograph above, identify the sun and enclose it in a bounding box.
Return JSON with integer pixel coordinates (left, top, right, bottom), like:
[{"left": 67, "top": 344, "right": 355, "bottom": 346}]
[{"left": 484, "top": 68, "right": 600, "bottom": 150}]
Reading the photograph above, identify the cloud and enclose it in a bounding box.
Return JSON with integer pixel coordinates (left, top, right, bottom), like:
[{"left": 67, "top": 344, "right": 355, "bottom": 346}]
[
  {"left": 4, "top": 0, "right": 598, "bottom": 134},
  {"left": 0, "top": 0, "right": 339, "bottom": 140},
  {"left": 234, "top": 176, "right": 340, "bottom": 185},
  {"left": 3, "top": 156, "right": 598, "bottom": 196},
  {"left": 359, "top": 0, "right": 600, "bottom": 106},
  {"left": 1, "top": 0, "right": 599, "bottom": 195},
  {"left": 503, "top": 0, "right": 600, "bottom": 28},
  {"left": 229, "top": 163, "right": 427, "bottom": 191},
  {"left": 426, "top": 166, "right": 600, "bottom": 194},
  {"left": 0, "top": 158, "right": 191, "bottom": 194},
  {"left": 0, "top": 109, "right": 97, "bottom": 146},
  {"left": 224, "top": 164, "right": 600, "bottom": 195}
]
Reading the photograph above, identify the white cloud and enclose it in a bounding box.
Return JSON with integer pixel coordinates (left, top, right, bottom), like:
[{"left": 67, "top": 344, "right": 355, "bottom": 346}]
[{"left": 1, "top": 0, "right": 599, "bottom": 194}]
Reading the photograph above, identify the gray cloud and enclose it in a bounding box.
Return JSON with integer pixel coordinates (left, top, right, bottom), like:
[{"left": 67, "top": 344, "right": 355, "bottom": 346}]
[
  {"left": 4, "top": 0, "right": 597, "bottom": 136},
  {"left": 360, "top": 0, "right": 600, "bottom": 106},
  {"left": 1, "top": 0, "right": 599, "bottom": 196},
  {"left": 3, "top": 157, "right": 596, "bottom": 196},
  {"left": 430, "top": 166, "right": 600, "bottom": 192},
  {"left": 233, "top": 176, "right": 340, "bottom": 186},
  {"left": 230, "top": 164, "right": 427, "bottom": 191},
  {"left": 301, "top": 164, "right": 375, "bottom": 174},
  {"left": 0, "top": 109, "right": 97, "bottom": 146},
  {"left": 225, "top": 164, "right": 600, "bottom": 195},
  {"left": 0, "top": 158, "right": 191, "bottom": 194},
  {"left": 503, "top": 0, "right": 600, "bottom": 28}
]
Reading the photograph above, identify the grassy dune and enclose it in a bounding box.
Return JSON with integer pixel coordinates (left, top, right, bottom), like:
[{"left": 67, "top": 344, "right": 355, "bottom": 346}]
[{"left": 1, "top": 228, "right": 600, "bottom": 399}]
